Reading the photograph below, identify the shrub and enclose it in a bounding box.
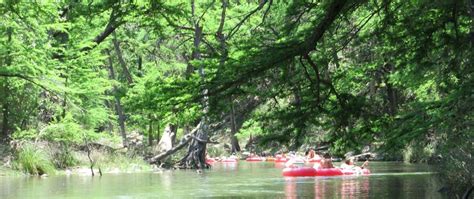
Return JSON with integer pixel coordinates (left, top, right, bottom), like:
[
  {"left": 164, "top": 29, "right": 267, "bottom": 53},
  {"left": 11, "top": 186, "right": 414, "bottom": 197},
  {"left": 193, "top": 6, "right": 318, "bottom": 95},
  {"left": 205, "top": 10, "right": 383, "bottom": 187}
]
[
  {"left": 14, "top": 144, "right": 55, "bottom": 175},
  {"left": 52, "top": 148, "right": 78, "bottom": 169}
]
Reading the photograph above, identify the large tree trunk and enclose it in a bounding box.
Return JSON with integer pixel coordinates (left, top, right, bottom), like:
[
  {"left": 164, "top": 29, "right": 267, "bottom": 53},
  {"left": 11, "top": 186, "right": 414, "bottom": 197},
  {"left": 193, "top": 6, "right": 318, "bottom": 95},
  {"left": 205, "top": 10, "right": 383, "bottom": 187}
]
[
  {"left": 1, "top": 27, "right": 13, "bottom": 141},
  {"left": 106, "top": 50, "right": 128, "bottom": 147},
  {"left": 217, "top": 0, "right": 241, "bottom": 153},
  {"left": 384, "top": 63, "right": 397, "bottom": 115},
  {"left": 1, "top": 82, "right": 10, "bottom": 141},
  {"left": 148, "top": 118, "right": 153, "bottom": 146},
  {"left": 103, "top": 99, "right": 115, "bottom": 133},
  {"left": 230, "top": 97, "right": 241, "bottom": 153},
  {"left": 178, "top": 0, "right": 210, "bottom": 169},
  {"left": 292, "top": 87, "right": 305, "bottom": 150},
  {"left": 179, "top": 122, "right": 209, "bottom": 169},
  {"left": 289, "top": 63, "right": 305, "bottom": 150},
  {"left": 51, "top": 9, "right": 70, "bottom": 122},
  {"left": 211, "top": 96, "right": 260, "bottom": 152}
]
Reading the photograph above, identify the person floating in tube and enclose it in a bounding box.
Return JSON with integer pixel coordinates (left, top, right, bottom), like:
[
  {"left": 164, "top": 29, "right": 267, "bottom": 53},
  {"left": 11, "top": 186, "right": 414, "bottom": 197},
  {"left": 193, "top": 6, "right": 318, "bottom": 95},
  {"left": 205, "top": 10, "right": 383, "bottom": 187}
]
[{"left": 319, "top": 153, "right": 335, "bottom": 168}]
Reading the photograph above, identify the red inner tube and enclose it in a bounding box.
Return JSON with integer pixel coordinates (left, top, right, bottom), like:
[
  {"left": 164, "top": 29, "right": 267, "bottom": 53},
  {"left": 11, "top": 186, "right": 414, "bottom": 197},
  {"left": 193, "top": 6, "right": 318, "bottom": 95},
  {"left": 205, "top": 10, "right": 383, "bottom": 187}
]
[
  {"left": 221, "top": 159, "right": 238, "bottom": 162},
  {"left": 306, "top": 158, "right": 322, "bottom": 163},
  {"left": 282, "top": 167, "right": 370, "bottom": 177},
  {"left": 275, "top": 158, "right": 289, "bottom": 163},
  {"left": 205, "top": 158, "right": 216, "bottom": 164},
  {"left": 246, "top": 157, "right": 264, "bottom": 161}
]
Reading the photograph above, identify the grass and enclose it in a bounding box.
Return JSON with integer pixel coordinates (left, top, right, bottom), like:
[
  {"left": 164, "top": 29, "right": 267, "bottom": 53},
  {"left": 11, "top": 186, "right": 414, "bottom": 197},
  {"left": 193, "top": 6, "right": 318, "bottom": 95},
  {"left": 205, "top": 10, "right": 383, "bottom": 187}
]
[
  {"left": 71, "top": 148, "right": 151, "bottom": 173},
  {"left": 10, "top": 141, "right": 152, "bottom": 175},
  {"left": 14, "top": 145, "right": 55, "bottom": 175},
  {"left": 0, "top": 165, "right": 23, "bottom": 176},
  {"left": 99, "top": 153, "right": 151, "bottom": 172}
]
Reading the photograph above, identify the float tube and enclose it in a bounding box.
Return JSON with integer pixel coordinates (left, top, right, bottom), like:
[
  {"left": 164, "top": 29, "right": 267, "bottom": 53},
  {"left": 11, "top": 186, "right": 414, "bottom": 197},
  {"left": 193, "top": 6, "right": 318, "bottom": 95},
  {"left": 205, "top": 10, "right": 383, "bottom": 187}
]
[
  {"left": 282, "top": 167, "right": 370, "bottom": 177},
  {"left": 206, "top": 158, "right": 216, "bottom": 164},
  {"left": 246, "top": 157, "right": 265, "bottom": 162},
  {"left": 275, "top": 158, "right": 289, "bottom": 163},
  {"left": 221, "top": 158, "right": 238, "bottom": 163},
  {"left": 294, "top": 158, "right": 305, "bottom": 164},
  {"left": 306, "top": 157, "right": 322, "bottom": 163},
  {"left": 266, "top": 157, "right": 276, "bottom": 161}
]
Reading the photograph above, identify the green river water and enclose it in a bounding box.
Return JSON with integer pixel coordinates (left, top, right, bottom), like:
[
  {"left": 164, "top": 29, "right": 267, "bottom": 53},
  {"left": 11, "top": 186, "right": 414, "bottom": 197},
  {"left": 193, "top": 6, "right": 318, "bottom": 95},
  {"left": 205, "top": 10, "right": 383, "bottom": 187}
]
[{"left": 0, "top": 162, "right": 445, "bottom": 198}]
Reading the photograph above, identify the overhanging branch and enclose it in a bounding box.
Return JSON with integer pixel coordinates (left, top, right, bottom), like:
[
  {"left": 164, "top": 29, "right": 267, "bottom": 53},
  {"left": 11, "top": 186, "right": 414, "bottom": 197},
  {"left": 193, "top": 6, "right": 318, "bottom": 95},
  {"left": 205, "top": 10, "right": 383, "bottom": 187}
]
[
  {"left": 0, "top": 73, "right": 58, "bottom": 94},
  {"left": 208, "top": 0, "right": 351, "bottom": 96},
  {"left": 227, "top": 0, "right": 269, "bottom": 40}
]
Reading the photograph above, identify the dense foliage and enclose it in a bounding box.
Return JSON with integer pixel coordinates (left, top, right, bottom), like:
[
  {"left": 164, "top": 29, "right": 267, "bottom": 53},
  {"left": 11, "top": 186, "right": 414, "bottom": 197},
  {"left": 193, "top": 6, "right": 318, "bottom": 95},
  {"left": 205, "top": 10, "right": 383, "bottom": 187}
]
[{"left": 1, "top": 0, "right": 472, "bottom": 196}]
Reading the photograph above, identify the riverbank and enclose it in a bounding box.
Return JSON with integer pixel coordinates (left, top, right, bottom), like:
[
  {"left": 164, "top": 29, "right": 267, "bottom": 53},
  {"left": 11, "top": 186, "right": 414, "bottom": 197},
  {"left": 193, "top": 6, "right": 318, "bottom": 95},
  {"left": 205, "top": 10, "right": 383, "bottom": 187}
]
[
  {"left": 0, "top": 160, "right": 155, "bottom": 177},
  {"left": 0, "top": 140, "right": 435, "bottom": 177},
  {"left": 0, "top": 140, "right": 155, "bottom": 177}
]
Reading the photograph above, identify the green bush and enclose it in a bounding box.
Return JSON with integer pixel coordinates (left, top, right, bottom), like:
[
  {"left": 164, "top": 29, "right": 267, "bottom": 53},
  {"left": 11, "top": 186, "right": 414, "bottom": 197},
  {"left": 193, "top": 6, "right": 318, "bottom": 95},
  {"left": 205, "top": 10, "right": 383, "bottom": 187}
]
[
  {"left": 53, "top": 149, "right": 78, "bottom": 169},
  {"left": 12, "top": 113, "right": 102, "bottom": 146},
  {"left": 14, "top": 145, "right": 55, "bottom": 175},
  {"left": 40, "top": 113, "right": 88, "bottom": 144},
  {"left": 207, "top": 146, "right": 227, "bottom": 157},
  {"left": 403, "top": 141, "right": 435, "bottom": 163}
]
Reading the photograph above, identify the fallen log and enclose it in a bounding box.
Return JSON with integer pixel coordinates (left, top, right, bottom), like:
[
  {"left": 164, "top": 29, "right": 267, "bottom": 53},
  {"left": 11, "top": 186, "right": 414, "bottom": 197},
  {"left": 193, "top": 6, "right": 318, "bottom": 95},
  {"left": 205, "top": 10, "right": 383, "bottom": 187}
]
[{"left": 348, "top": 152, "right": 376, "bottom": 160}]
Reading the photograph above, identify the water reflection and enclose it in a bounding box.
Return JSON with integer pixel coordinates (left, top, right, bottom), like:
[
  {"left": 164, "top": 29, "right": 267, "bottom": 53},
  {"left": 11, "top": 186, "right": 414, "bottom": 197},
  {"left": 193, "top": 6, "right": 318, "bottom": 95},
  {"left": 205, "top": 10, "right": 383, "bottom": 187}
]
[
  {"left": 339, "top": 177, "right": 370, "bottom": 199},
  {"left": 284, "top": 176, "right": 370, "bottom": 199},
  {"left": 0, "top": 162, "right": 444, "bottom": 198},
  {"left": 274, "top": 163, "right": 286, "bottom": 169},
  {"left": 220, "top": 162, "right": 238, "bottom": 170},
  {"left": 284, "top": 178, "right": 297, "bottom": 199},
  {"left": 212, "top": 162, "right": 238, "bottom": 171}
]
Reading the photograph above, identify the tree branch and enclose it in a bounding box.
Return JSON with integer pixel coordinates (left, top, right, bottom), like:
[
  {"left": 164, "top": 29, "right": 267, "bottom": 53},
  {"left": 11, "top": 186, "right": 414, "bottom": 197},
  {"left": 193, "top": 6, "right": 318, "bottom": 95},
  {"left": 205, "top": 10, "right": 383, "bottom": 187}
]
[
  {"left": 81, "top": 5, "right": 126, "bottom": 52},
  {"left": 299, "top": 56, "right": 318, "bottom": 97},
  {"left": 207, "top": 0, "right": 351, "bottom": 97},
  {"left": 304, "top": 54, "right": 321, "bottom": 104},
  {"left": 148, "top": 122, "right": 202, "bottom": 163},
  {"left": 112, "top": 32, "right": 134, "bottom": 85},
  {"left": 197, "top": 0, "right": 217, "bottom": 25},
  {"left": 0, "top": 73, "right": 58, "bottom": 95},
  {"left": 303, "top": 0, "right": 348, "bottom": 54},
  {"left": 336, "top": 1, "right": 391, "bottom": 52},
  {"left": 188, "top": 134, "right": 219, "bottom": 144},
  {"left": 227, "top": 0, "right": 269, "bottom": 40},
  {"left": 160, "top": 12, "right": 195, "bottom": 31},
  {"left": 261, "top": 0, "right": 273, "bottom": 24}
]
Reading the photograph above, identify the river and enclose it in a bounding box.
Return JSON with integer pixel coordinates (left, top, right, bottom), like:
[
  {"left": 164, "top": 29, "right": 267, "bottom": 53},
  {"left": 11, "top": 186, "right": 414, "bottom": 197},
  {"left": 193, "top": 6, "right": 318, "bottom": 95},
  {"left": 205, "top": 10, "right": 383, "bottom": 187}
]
[{"left": 0, "top": 162, "right": 445, "bottom": 198}]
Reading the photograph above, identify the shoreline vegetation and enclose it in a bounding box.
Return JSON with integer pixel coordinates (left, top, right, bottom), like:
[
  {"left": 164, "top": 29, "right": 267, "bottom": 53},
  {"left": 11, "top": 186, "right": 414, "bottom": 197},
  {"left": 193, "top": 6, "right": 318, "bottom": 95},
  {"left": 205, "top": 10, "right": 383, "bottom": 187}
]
[
  {"left": 1, "top": 140, "right": 153, "bottom": 177},
  {"left": 0, "top": 137, "right": 440, "bottom": 177}
]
